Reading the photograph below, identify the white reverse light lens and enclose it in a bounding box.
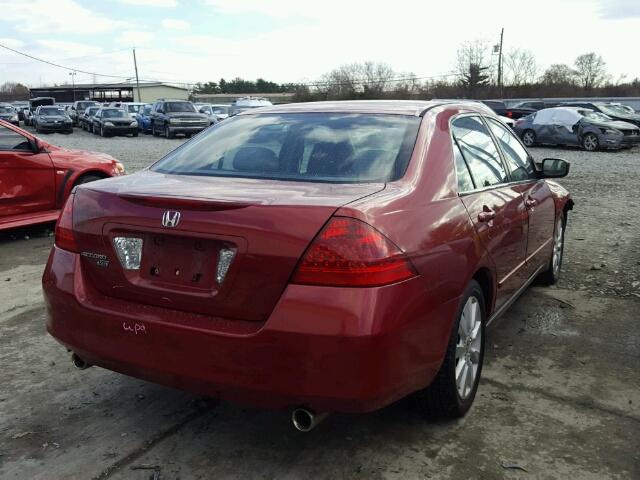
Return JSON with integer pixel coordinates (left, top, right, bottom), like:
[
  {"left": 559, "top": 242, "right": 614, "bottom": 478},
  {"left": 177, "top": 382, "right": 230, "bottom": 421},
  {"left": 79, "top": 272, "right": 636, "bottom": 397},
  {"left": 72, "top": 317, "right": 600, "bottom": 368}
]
[
  {"left": 216, "top": 248, "right": 235, "bottom": 284},
  {"left": 113, "top": 237, "right": 143, "bottom": 270}
]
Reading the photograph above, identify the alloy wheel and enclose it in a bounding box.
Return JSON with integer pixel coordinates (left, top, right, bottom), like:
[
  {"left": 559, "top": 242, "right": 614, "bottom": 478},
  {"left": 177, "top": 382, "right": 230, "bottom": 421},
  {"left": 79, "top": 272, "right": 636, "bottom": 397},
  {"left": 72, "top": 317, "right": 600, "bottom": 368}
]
[
  {"left": 583, "top": 134, "right": 598, "bottom": 151},
  {"left": 455, "top": 296, "right": 482, "bottom": 400},
  {"left": 523, "top": 131, "right": 535, "bottom": 147},
  {"left": 552, "top": 218, "right": 564, "bottom": 278}
]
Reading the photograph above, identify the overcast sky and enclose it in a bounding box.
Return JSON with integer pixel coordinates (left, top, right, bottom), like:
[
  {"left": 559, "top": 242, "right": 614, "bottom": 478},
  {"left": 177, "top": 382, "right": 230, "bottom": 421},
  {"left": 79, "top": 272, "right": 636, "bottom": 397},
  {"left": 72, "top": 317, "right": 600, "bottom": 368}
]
[{"left": 0, "top": 0, "right": 638, "bottom": 88}]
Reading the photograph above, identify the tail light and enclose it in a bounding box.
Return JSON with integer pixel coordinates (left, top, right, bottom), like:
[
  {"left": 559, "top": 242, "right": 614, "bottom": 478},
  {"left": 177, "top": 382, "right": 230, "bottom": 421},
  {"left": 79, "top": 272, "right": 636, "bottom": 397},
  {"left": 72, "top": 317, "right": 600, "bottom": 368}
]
[
  {"left": 506, "top": 111, "right": 514, "bottom": 118},
  {"left": 291, "top": 217, "right": 417, "bottom": 287},
  {"left": 55, "top": 194, "right": 79, "bottom": 252}
]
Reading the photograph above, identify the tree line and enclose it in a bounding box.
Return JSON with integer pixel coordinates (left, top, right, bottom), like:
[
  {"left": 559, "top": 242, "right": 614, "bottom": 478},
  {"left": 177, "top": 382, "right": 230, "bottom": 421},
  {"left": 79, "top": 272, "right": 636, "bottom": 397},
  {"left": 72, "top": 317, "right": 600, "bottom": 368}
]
[
  {"left": 3, "top": 43, "right": 638, "bottom": 102},
  {"left": 192, "top": 45, "right": 639, "bottom": 101}
]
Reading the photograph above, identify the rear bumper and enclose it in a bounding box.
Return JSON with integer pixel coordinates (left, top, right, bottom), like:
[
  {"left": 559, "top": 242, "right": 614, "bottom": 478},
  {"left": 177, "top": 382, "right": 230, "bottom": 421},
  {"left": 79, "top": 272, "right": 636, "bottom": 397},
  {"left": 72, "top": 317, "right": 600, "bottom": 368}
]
[{"left": 43, "top": 246, "right": 457, "bottom": 412}]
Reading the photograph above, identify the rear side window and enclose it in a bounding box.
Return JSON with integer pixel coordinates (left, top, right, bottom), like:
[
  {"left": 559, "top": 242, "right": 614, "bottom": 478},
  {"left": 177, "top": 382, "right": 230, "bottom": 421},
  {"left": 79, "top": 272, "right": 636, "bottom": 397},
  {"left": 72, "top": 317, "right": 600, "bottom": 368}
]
[
  {"left": 486, "top": 118, "right": 536, "bottom": 181},
  {"left": 451, "top": 116, "right": 507, "bottom": 188},
  {"left": 453, "top": 141, "right": 475, "bottom": 193},
  {"left": 152, "top": 113, "right": 421, "bottom": 183}
]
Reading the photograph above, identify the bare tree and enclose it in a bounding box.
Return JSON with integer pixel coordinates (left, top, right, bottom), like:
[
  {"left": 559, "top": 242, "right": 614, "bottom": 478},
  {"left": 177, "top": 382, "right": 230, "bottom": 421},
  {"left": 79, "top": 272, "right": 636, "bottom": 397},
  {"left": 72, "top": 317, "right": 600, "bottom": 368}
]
[
  {"left": 541, "top": 64, "right": 576, "bottom": 85},
  {"left": 456, "top": 41, "right": 492, "bottom": 97},
  {"left": 504, "top": 49, "right": 538, "bottom": 86},
  {"left": 318, "top": 62, "right": 408, "bottom": 99},
  {"left": 574, "top": 53, "right": 608, "bottom": 90}
]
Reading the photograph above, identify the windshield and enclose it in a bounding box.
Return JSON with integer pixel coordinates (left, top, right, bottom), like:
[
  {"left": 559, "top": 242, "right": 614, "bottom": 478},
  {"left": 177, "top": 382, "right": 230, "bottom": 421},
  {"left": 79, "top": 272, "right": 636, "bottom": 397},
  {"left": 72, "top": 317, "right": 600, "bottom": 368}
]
[
  {"left": 142, "top": 105, "right": 152, "bottom": 114},
  {"left": 166, "top": 102, "right": 197, "bottom": 113},
  {"left": 212, "top": 106, "right": 229, "bottom": 114},
  {"left": 102, "top": 109, "right": 127, "bottom": 118},
  {"left": 0, "top": 106, "right": 14, "bottom": 113},
  {"left": 152, "top": 113, "right": 421, "bottom": 183},
  {"left": 87, "top": 107, "right": 99, "bottom": 115},
  {"left": 40, "top": 107, "right": 66, "bottom": 115},
  {"left": 77, "top": 102, "right": 95, "bottom": 109},
  {"left": 580, "top": 110, "right": 611, "bottom": 122},
  {"left": 127, "top": 105, "right": 140, "bottom": 113},
  {"left": 599, "top": 104, "right": 632, "bottom": 117}
]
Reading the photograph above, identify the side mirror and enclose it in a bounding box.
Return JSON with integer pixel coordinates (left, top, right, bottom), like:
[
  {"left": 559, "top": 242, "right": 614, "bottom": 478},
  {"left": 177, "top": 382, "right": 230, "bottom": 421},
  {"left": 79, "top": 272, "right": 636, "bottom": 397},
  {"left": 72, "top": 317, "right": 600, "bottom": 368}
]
[
  {"left": 541, "top": 158, "right": 570, "bottom": 178},
  {"left": 29, "top": 137, "right": 42, "bottom": 153}
]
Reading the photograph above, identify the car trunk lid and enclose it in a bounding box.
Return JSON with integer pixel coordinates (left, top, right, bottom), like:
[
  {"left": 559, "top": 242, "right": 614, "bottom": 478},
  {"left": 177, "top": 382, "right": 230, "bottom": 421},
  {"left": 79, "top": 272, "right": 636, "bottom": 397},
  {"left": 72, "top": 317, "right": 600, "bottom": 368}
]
[{"left": 72, "top": 171, "right": 384, "bottom": 321}]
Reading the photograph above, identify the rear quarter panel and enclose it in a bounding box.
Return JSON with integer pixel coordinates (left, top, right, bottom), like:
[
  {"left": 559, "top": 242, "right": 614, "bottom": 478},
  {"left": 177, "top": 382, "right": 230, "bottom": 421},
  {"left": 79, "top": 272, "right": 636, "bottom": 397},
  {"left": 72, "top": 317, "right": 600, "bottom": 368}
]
[{"left": 338, "top": 106, "right": 497, "bottom": 361}]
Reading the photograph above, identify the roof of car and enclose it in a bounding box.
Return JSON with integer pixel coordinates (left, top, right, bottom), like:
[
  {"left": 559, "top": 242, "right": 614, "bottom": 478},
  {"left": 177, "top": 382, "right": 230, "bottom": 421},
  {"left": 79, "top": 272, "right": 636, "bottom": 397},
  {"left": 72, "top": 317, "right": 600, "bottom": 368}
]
[{"left": 238, "top": 100, "right": 492, "bottom": 116}]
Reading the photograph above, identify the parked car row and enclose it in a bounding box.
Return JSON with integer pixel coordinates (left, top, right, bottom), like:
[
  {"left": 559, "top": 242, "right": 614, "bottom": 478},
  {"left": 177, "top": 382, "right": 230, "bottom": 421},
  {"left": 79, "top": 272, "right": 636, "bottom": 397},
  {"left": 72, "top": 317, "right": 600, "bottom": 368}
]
[{"left": 514, "top": 106, "right": 640, "bottom": 151}]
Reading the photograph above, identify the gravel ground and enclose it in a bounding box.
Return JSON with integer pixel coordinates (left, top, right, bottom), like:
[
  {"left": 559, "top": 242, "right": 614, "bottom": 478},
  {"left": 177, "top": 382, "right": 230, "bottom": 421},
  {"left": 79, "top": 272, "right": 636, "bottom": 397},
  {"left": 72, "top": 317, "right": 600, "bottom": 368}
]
[{"left": 1, "top": 126, "right": 639, "bottom": 479}]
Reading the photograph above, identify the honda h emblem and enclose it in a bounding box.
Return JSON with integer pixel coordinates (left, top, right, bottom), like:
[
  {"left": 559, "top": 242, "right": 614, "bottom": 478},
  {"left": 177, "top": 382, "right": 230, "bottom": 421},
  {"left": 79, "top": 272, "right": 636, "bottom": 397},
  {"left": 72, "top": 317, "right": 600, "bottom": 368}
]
[{"left": 162, "top": 210, "right": 181, "bottom": 228}]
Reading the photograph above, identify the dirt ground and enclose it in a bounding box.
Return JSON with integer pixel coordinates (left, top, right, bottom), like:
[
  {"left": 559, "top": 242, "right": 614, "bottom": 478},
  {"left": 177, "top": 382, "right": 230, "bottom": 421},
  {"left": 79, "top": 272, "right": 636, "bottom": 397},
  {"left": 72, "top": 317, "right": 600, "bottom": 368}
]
[{"left": 1, "top": 128, "right": 639, "bottom": 479}]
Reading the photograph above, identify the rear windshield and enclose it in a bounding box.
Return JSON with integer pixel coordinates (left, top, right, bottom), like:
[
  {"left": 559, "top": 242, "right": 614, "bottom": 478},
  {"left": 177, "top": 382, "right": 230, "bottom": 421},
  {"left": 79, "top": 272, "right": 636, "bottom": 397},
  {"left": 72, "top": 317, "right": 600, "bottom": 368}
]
[
  {"left": 152, "top": 113, "right": 421, "bottom": 183},
  {"left": 77, "top": 102, "right": 95, "bottom": 109}
]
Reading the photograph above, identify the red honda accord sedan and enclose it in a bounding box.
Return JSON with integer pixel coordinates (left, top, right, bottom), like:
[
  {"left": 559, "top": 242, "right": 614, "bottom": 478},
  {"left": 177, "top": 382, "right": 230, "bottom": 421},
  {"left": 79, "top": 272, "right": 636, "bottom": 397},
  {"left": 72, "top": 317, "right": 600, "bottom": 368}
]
[
  {"left": 43, "top": 101, "right": 572, "bottom": 426},
  {"left": 0, "top": 119, "right": 125, "bottom": 231}
]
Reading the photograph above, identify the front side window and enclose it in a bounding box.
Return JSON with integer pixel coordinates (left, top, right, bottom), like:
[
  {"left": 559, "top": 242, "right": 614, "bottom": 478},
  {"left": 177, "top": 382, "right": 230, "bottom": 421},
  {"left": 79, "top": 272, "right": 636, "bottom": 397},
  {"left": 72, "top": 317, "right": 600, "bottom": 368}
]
[
  {"left": 486, "top": 118, "right": 535, "bottom": 182},
  {"left": 0, "top": 124, "right": 30, "bottom": 151},
  {"left": 152, "top": 113, "right": 421, "bottom": 183},
  {"left": 451, "top": 116, "right": 507, "bottom": 188}
]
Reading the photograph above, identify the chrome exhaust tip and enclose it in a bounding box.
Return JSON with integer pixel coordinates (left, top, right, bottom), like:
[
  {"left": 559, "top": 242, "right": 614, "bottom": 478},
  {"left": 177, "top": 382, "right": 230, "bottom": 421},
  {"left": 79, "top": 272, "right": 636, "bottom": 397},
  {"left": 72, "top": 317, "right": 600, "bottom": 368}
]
[
  {"left": 71, "top": 353, "right": 91, "bottom": 370},
  {"left": 291, "top": 408, "right": 328, "bottom": 432}
]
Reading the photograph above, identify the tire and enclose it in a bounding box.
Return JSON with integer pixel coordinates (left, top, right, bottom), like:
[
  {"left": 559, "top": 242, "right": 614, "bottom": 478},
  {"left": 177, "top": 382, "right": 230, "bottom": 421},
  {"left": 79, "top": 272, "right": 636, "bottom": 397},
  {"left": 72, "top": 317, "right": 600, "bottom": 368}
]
[
  {"left": 133, "top": 132, "right": 138, "bottom": 137},
  {"left": 100, "top": 126, "right": 106, "bottom": 137},
  {"left": 522, "top": 129, "right": 536, "bottom": 147},
  {"left": 35, "top": 124, "right": 41, "bottom": 134},
  {"left": 74, "top": 174, "right": 104, "bottom": 186},
  {"left": 152, "top": 123, "right": 159, "bottom": 137},
  {"left": 538, "top": 215, "right": 565, "bottom": 285},
  {"left": 164, "top": 124, "right": 174, "bottom": 139},
  {"left": 415, "top": 280, "right": 486, "bottom": 419},
  {"left": 582, "top": 133, "right": 599, "bottom": 151}
]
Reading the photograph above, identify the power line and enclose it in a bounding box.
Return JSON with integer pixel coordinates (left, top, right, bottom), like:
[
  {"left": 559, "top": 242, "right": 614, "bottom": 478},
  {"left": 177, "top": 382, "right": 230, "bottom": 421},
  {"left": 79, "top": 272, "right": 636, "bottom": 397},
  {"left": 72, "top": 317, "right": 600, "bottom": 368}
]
[
  {"left": 0, "top": 40, "right": 461, "bottom": 90},
  {"left": 0, "top": 41, "right": 133, "bottom": 80}
]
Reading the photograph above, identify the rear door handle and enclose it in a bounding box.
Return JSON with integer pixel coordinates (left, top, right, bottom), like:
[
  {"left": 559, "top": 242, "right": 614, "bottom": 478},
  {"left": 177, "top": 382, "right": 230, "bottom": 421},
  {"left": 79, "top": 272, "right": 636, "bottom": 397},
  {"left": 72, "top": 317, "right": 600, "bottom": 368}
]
[
  {"left": 478, "top": 207, "right": 496, "bottom": 223},
  {"left": 525, "top": 197, "right": 537, "bottom": 208}
]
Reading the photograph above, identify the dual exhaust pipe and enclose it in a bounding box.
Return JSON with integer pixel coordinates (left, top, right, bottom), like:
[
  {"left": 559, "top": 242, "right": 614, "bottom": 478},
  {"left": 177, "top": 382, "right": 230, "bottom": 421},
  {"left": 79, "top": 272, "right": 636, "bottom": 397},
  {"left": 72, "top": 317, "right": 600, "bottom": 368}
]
[{"left": 71, "top": 353, "right": 326, "bottom": 431}]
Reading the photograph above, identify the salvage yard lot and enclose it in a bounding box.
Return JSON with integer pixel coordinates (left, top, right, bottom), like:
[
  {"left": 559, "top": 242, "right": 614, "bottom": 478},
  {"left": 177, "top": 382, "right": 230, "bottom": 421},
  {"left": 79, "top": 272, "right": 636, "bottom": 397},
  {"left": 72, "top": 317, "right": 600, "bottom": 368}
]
[{"left": 1, "top": 127, "right": 639, "bottom": 479}]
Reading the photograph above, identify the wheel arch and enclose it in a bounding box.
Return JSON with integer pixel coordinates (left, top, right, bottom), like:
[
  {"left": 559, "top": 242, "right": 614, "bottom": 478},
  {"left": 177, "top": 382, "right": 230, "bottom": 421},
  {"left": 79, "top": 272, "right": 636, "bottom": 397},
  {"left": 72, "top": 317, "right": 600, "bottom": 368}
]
[{"left": 471, "top": 267, "right": 494, "bottom": 318}]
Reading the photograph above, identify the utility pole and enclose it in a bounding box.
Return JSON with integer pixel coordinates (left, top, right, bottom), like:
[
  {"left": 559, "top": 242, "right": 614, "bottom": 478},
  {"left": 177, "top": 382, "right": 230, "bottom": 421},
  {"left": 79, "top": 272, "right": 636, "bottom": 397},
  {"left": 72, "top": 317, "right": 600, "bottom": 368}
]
[
  {"left": 497, "top": 28, "right": 504, "bottom": 98},
  {"left": 133, "top": 48, "right": 141, "bottom": 102},
  {"left": 68, "top": 71, "right": 77, "bottom": 101}
]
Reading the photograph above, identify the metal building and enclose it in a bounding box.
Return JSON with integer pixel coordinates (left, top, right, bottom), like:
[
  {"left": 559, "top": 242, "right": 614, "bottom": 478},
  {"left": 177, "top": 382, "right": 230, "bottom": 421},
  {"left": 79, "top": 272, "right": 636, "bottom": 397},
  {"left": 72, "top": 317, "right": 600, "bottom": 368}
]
[{"left": 29, "top": 82, "right": 190, "bottom": 103}]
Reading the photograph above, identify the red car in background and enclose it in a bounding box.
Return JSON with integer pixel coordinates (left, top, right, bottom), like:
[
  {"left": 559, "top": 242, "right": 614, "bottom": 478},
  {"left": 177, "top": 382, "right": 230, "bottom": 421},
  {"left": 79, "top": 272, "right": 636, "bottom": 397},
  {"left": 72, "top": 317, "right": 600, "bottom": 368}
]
[
  {"left": 0, "top": 119, "right": 125, "bottom": 231},
  {"left": 43, "top": 101, "right": 572, "bottom": 430}
]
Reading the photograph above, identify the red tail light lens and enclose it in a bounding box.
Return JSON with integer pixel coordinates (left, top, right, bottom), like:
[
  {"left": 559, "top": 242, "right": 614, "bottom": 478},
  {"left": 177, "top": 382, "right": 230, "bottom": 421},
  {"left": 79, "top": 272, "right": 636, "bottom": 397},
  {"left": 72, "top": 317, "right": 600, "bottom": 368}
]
[
  {"left": 291, "top": 217, "right": 417, "bottom": 287},
  {"left": 507, "top": 111, "right": 514, "bottom": 118},
  {"left": 55, "top": 194, "right": 79, "bottom": 253}
]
